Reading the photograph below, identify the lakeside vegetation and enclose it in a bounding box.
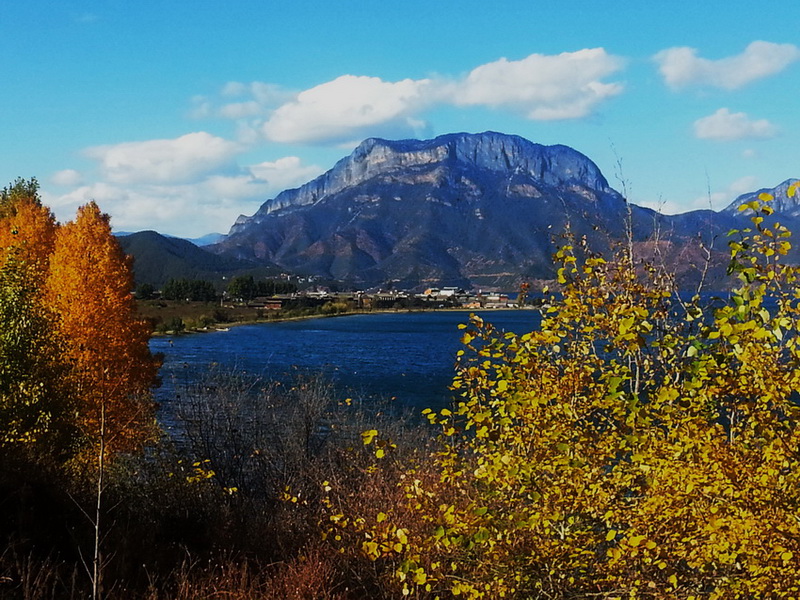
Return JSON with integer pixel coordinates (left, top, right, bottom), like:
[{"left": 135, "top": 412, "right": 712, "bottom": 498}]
[
  {"left": 136, "top": 286, "right": 495, "bottom": 335},
  {"left": 4, "top": 179, "right": 800, "bottom": 598},
  {"left": 137, "top": 297, "right": 405, "bottom": 335}
]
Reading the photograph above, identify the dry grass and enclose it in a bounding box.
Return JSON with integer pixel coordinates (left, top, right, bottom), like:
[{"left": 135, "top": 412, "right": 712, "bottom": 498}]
[{"left": 0, "top": 370, "right": 434, "bottom": 600}]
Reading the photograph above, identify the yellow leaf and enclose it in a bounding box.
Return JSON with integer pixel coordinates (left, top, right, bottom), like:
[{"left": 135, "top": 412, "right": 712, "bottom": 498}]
[
  {"left": 396, "top": 528, "right": 408, "bottom": 544},
  {"left": 628, "top": 535, "right": 645, "bottom": 547}
]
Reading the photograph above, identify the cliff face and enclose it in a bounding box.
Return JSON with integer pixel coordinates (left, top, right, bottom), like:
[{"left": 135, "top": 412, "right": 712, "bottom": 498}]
[
  {"left": 212, "top": 131, "right": 750, "bottom": 289},
  {"left": 229, "top": 132, "right": 614, "bottom": 232}
]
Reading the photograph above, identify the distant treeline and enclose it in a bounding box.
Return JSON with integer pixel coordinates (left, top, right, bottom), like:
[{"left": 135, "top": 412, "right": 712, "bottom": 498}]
[
  {"left": 227, "top": 275, "right": 298, "bottom": 301},
  {"left": 142, "top": 275, "right": 299, "bottom": 302}
]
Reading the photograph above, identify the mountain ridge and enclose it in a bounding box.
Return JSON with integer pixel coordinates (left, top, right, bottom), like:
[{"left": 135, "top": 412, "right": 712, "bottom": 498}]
[
  {"left": 213, "top": 131, "right": 712, "bottom": 288},
  {"left": 229, "top": 132, "right": 616, "bottom": 234},
  {"left": 125, "top": 132, "right": 797, "bottom": 290}
]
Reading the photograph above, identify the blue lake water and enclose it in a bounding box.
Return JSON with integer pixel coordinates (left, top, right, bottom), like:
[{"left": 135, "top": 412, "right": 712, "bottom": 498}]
[{"left": 150, "top": 310, "right": 541, "bottom": 412}]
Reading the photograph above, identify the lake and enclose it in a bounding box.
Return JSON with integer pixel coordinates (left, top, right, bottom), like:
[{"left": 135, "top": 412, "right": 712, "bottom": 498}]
[{"left": 150, "top": 309, "right": 542, "bottom": 414}]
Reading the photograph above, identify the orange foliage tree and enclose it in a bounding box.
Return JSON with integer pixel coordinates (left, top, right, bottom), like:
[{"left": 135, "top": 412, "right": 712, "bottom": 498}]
[
  {"left": 0, "top": 178, "right": 57, "bottom": 283},
  {"left": 0, "top": 179, "right": 70, "bottom": 449},
  {"left": 45, "top": 201, "right": 160, "bottom": 456}
]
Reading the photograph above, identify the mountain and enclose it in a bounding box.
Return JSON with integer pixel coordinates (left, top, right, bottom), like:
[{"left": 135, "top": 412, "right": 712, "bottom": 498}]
[
  {"left": 185, "top": 232, "right": 226, "bottom": 246},
  {"left": 723, "top": 179, "right": 800, "bottom": 218},
  {"left": 211, "top": 131, "right": 757, "bottom": 289},
  {"left": 117, "top": 230, "right": 281, "bottom": 288}
]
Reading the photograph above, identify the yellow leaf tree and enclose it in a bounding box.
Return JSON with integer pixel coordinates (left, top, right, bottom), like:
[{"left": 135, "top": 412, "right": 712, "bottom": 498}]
[
  {"left": 0, "top": 254, "right": 73, "bottom": 449},
  {"left": 329, "top": 188, "right": 800, "bottom": 599},
  {"left": 0, "top": 178, "right": 71, "bottom": 450},
  {"left": 45, "top": 201, "right": 160, "bottom": 456}
]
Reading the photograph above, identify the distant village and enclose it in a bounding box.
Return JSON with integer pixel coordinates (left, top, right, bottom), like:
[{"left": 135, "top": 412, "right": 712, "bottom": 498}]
[
  {"left": 142, "top": 276, "right": 541, "bottom": 329},
  {"left": 243, "top": 286, "right": 529, "bottom": 311}
]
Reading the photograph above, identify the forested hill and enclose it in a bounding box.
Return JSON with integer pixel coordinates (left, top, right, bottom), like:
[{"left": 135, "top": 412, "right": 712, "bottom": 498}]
[{"left": 117, "top": 230, "right": 281, "bottom": 288}]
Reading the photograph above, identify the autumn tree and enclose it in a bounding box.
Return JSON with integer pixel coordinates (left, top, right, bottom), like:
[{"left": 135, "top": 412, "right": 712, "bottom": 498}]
[
  {"left": 0, "top": 178, "right": 70, "bottom": 451},
  {"left": 0, "top": 253, "right": 73, "bottom": 450},
  {"left": 328, "top": 186, "right": 800, "bottom": 598},
  {"left": 0, "top": 177, "right": 57, "bottom": 283},
  {"left": 45, "top": 202, "right": 160, "bottom": 456},
  {"left": 1, "top": 188, "right": 160, "bottom": 599}
]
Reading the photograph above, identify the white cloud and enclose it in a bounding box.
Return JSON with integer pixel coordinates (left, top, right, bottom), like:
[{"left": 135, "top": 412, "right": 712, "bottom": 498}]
[
  {"left": 639, "top": 176, "right": 762, "bottom": 215},
  {"left": 248, "top": 156, "right": 323, "bottom": 191},
  {"left": 188, "top": 95, "right": 213, "bottom": 119},
  {"left": 49, "top": 148, "right": 322, "bottom": 237},
  {"left": 48, "top": 179, "right": 260, "bottom": 237},
  {"left": 214, "top": 82, "right": 295, "bottom": 120},
  {"left": 262, "top": 75, "right": 433, "bottom": 144},
  {"left": 85, "top": 132, "right": 241, "bottom": 185},
  {"left": 451, "top": 49, "right": 625, "bottom": 120},
  {"left": 219, "top": 101, "right": 263, "bottom": 119},
  {"left": 222, "top": 81, "right": 248, "bottom": 97},
  {"left": 654, "top": 41, "right": 800, "bottom": 90},
  {"left": 693, "top": 108, "right": 778, "bottom": 141},
  {"left": 253, "top": 49, "right": 623, "bottom": 144},
  {"left": 51, "top": 169, "right": 84, "bottom": 187},
  {"left": 51, "top": 182, "right": 244, "bottom": 236},
  {"left": 250, "top": 82, "right": 292, "bottom": 106},
  {"left": 636, "top": 198, "right": 686, "bottom": 215},
  {"left": 694, "top": 175, "right": 759, "bottom": 210}
]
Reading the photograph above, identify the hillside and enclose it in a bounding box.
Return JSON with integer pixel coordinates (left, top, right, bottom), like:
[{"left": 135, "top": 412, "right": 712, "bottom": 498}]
[{"left": 117, "top": 230, "right": 281, "bottom": 288}]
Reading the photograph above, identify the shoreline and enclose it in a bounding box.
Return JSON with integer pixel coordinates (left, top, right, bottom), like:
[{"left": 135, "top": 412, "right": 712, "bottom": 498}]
[{"left": 150, "top": 305, "right": 537, "bottom": 337}]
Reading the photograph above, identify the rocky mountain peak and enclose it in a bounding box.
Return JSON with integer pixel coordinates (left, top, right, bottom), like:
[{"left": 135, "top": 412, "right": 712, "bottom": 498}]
[
  {"left": 232, "top": 132, "right": 613, "bottom": 232},
  {"left": 356, "top": 132, "right": 612, "bottom": 190},
  {"left": 723, "top": 179, "right": 800, "bottom": 217}
]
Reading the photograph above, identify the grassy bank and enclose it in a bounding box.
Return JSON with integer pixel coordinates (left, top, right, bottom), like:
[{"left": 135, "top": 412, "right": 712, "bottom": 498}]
[
  {"left": 137, "top": 299, "right": 361, "bottom": 334},
  {"left": 137, "top": 299, "right": 484, "bottom": 335}
]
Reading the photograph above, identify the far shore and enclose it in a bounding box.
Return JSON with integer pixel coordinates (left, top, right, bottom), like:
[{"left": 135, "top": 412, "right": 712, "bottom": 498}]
[{"left": 149, "top": 305, "right": 538, "bottom": 337}]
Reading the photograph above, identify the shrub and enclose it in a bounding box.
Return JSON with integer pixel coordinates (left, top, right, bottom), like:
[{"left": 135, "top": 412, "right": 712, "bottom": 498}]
[{"left": 329, "top": 187, "right": 800, "bottom": 598}]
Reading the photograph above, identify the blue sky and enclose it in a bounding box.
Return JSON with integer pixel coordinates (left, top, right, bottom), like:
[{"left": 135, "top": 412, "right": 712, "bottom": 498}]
[{"left": 2, "top": 1, "right": 799, "bottom": 237}]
